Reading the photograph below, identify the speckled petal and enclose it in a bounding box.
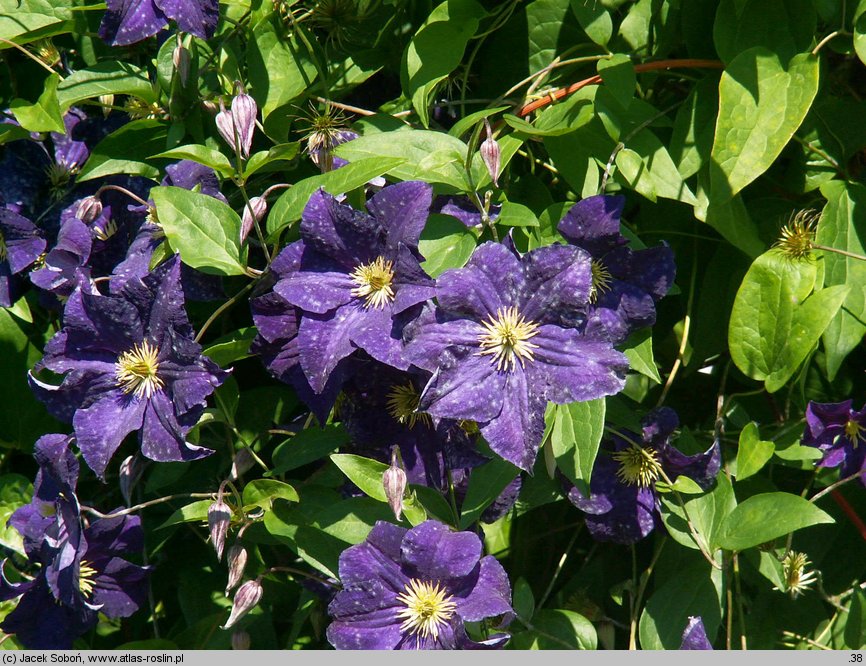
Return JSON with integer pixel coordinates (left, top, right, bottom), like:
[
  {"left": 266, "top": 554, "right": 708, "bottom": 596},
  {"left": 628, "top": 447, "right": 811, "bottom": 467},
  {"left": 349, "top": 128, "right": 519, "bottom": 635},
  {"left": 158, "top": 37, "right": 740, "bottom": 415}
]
[
  {"left": 300, "top": 189, "right": 380, "bottom": 267},
  {"left": 436, "top": 263, "right": 504, "bottom": 321},
  {"left": 367, "top": 181, "right": 433, "bottom": 251},
  {"left": 73, "top": 389, "right": 146, "bottom": 479},
  {"left": 680, "top": 616, "right": 713, "bottom": 650},
  {"left": 98, "top": 0, "right": 168, "bottom": 45},
  {"left": 274, "top": 253, "right": 355, "bottom": 314},
  {"left": 337, "top": 522, "right": 408, "bottom": 590},
  {"left": 557, "top": 195, "right": 627, "bottom": 256},
  {"left": 456, "top": 556, "right": 513, "bottom": 623},
  {"left": 606, "top": 243, "right": 676, "bottom": 302},
  {"left": 154, "top": 0, "right": 218, "bottom": 39},
  {"left": 417, "top": 350, "right": 505, "bottom": 423},
  {"left": 297, "top": 305, "right": 366, "bottom": 393},
  {"left": 140, "top": 391, "right": 214, "bottom": 463},
  {"left": 349, "top": 303, "right": 408, "bottom": 371},
  {"left": 521, "top": 244, "right": 593, "bottom": 324},
  {"left": 401, "top": 520, "right": 482, "bottom": 580}
]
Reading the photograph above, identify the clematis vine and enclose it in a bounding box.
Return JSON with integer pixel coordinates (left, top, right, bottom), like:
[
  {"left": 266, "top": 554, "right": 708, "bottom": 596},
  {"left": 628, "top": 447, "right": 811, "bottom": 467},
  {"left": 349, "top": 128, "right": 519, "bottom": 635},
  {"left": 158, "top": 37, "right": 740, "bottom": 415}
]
[
  {"left": 565, "top": 407, "right": 720, "bottom": 544},
  {"left": 802, "top": 400, "right": 866, "bottom": 483},
  {"left": 403, "top": 241, "right": 628, "bottom": 472},
  {"left": 28, "top": 255, "right": 228, "bottom": 478},
  {"left": 557, "top": 195, "right": 675, "bottom": 344},
  {"left": 327, "top": 520, "right": 513, "bottom": 650}
]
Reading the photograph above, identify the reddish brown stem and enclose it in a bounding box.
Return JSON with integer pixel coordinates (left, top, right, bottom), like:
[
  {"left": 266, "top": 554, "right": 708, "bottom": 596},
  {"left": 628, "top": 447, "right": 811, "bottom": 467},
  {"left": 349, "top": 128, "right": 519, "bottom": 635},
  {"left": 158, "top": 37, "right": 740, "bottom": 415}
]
[
  {"left": 831, "top": 490, "right": 866, "bottom": 542},
  {"left": 517, "top": 58, "right": 724, "bottom": 117}
]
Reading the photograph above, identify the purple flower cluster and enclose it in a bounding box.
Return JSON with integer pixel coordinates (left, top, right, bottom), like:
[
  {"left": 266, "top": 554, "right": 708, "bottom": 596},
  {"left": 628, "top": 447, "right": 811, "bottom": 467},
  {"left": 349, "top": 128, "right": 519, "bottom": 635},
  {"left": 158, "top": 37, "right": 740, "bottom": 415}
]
[{"left": 802, "top": 400, "right": 866, "bottom": 482}]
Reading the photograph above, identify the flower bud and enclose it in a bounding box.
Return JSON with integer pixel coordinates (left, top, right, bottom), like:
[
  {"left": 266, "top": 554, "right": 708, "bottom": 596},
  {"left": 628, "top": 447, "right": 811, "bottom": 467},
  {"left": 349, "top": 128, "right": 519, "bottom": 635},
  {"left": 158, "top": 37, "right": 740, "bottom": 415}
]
[
  {"left": 240, "top": 197, "right": 267, "bottom": 245},
  {"left": 231, "top": 92, "right": 257, "bottom": 159},
  {"left": 208, "top": 498, "right": 232, "bottom": 562},
  {"left": 225, "top": 542, "right": 248, "bottom": 595},
  {"left": 173, "top": 44, "right": 191, "bottom": 87},
  {"left": 222, "top": 579, "right": 263, "bottom": 630},
  {"left": 480, "top": 119, "right": 501, "bottom": 187},
  {"left": 98, "top": 94, "right": 114, "bottom": 119},
  {"left": 231, "top": 630, "right": 250, "bottom": 650},
  {"left": 215, "top": 99, "right": 236, "bottom": 152},
  {"left": 382, "top": 448, "right": 407, "bottom": 521},
  {"left": 75, "top": 196, "right": 103, "bottom": 223},
  {"left": 119, "top": 454, "right": 144, "bottom": 506}
]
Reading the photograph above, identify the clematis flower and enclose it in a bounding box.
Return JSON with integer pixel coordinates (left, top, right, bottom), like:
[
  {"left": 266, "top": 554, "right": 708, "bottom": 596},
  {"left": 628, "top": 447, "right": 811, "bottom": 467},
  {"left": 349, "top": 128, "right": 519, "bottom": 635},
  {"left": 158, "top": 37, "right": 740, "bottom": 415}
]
[
  {"left": 327, "top": 520, "right": 513, "bottom": 650},
  {"left": 0, "top": 434, "right": 149, "bottom": 649},
  {"left": 802, "top": 400, "right": 866, "bottom": 483},
  {"left": 566, "top": 407, "right": 720, "bottom": 545},
  {"left": 557, "top": 195, "right": 675, "bottom": 344},
  {"left": 403, "top": 241, "right": 628, "bottom": 472},
  {"left": 98, "top": 0, "right": 218, "bottom": 46},
  {"left": 28, "top": 255, "right": 228, "bottom": 478},
  {"left": 0, "top": 208, "right": 46, "bottom": 306},
  {"left": 680, "top": 616, "right": 713, "bottom": 650},
  {"left": 273, "top": 182, "right": 436, "bottom": 393}
]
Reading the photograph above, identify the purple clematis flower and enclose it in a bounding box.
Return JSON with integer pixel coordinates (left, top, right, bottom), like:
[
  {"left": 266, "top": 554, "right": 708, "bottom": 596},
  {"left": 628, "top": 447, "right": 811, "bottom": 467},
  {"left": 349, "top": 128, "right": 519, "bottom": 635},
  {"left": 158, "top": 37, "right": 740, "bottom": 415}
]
[
  {"left": 431, "top": 196, "right": 501, "bottom": 229},
  {"left": 403, "top": 241, "right": 628, "bottom": 472},
  {"left": 0, "top": 434, "right": 149, "bottom": 649},
  {"left": 28, "top": 255, "right": 228, "bottom": 478},
  {"left": 566, "top": 407, "right": 720, "bottom": 545},
  {"left": 802, "top": 400, "right": 866, "bottom": 483},
  {"left": 99, "top": 0, "right": 218, "bottom": 46},
  {"left": 0, "top": 208, "right": 46, "bottom": 306},
  {"left": 273, "top": 182, "right": 436, "bottom": 393},
  {"left": 557, "top": 195, "right": 675, "bottom": 344},
  {"left": 29, "top": 215, "right": 94, "bottom": 299},
  {"left": 327, "top": 520, "right": 513, "bottom": 650},
  {"left": 680, "top": 616, "right": 713, "bottom": 650}
]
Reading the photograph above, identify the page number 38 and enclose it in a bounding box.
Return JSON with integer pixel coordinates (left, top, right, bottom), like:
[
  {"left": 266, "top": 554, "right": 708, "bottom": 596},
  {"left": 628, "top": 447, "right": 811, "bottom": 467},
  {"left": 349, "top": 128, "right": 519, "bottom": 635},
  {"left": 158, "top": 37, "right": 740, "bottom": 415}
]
[{"left": 851, "top": 654, "right": 863, "bottom": 662}]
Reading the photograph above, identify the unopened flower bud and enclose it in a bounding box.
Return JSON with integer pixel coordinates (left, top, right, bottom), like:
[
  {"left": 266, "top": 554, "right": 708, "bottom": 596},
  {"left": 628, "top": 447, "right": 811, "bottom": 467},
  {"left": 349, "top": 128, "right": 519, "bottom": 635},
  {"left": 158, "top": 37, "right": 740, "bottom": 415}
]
[
  {"left": 222, "top": 579, "right": 263, "bottom": 629},
  {"left": 215, "top": 99, "right": 235, "bottom": 152},
  {"left": 202, "top": 100, "right": 219, "bottom": 115},
  {"left": 208, "top": 498, "right": 232, "bottom": 562},
  {"left": 240, "top": 197, "right": 267, "bottom": 245},
  {"left": 98, "top": 94, "right": 114, "bottom": 118},
  {"left": 231, "top": 88, "right": 258, "bottom": 159},
  {"left": 231, "top": 630, "right": 250, "bottom": 650},
  {"left": 119, "top": 454, "right": 144, "bottom": 506},
  {"left": 76, "top": 196, "right": 103, "bottom": 223},
  {"left": 480, "top": 119, "right": 501, "bottom": 187},
  {"left": 382, "top": 448, "right": 407, "bottom": 521},
  {"left": 225, "top": 542, "right": 248, "bottom": 595},
  {"left": 173, "top": 44, "right": 191, "bottom": 87}
]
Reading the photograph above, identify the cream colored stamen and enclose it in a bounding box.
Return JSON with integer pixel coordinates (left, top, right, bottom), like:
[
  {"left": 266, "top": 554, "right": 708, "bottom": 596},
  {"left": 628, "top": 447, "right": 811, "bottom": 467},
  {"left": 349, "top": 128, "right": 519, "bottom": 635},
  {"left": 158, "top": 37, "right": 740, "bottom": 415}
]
[
  {"left": 115, "top": 340, "right": 164, "bottom": 399},
  {"left": 477, "top": 306, "right": 540, "bottom": 372}
]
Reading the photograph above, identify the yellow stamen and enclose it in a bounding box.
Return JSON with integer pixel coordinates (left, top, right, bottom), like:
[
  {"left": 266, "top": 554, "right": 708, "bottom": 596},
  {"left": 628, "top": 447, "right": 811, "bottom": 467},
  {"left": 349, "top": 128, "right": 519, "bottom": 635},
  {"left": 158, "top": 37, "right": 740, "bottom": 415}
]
[
  {"left": 590, "top": 259, "right": 613, "bottom": 303},
  {"left": 779, "top": 551, "right": 817, "bottom": 598},
  {"left": 612, "top": 445, "right": 662, "bottom": 487},
  {"left": 386, "top": 383, "right": 430, "bottom": 429},
  {"left": 395, "top": 579, "right": 457, "bottom": 640},
  {"left": 477, "top": 306, "right": 540, "bottom": 372},
  {"left": 93, "top": 219, "right": 118, "bottom": 242},
  {"left": 774, "top": 209, "right": 819, "bottom": 261},
  {"left": 845, "top": 420, "right": 864, "bottom": 447},
  {"left": 350, "top": 256, "right": 395, "bottom": 309},
  {"left": 78, "top": 560, "right": 98, "bottom": 599},
  {"left": 115, "top": 340, "right": 164, "bottom": 399}
]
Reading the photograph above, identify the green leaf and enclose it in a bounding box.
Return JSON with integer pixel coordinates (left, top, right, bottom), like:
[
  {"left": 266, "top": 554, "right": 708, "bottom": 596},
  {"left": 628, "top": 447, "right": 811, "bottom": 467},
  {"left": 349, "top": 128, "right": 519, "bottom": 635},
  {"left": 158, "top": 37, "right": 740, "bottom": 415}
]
[
  {"left": 202, "top": 327, "right": 256, "bottom": 367},
  {"left": 817, "top": 180, "right": 866, "bottom": 380},
  {"left": 330, "top": 454, "right": 389, "bottom": 502},
  {"left": 669, "top": 77, "right": 719, "bottom": 180},
  {"left": 270, "top": 425, "right": 350, "bottom": 475},
  {"left": 717, "top": 492, "right": 834, "bottom": 551},
  {"left": 0, "top": 0, "right": 74, "bottom": 46},
  {"left": 659, "top": 473, "right": 736, "bottom": 553},
  {"left": 459, "top": 457, "right": 519, "bottom": 529},
  {"left": 56, "top": 61, "right": 157, "bottom": 110},
  {"left": 418, "top": 213, "right": 477, "bottom": 278},
  {"left": 597, "top": 54, "right": 634, "bottom": 109},
  {"left": 710, "top": 48, "right": 820, "bottom": 201},
  {"left": 242, "top": 479, "right": 299, "bottom": 510},
  {"left": 735, "top": 422, "right": 775, "bottom": 480},
  {"left": 403, "top": 0, "right": 485, "bottom": 127},
  {"left": 448, "top": 106, "right": 509, "bottom": 139},
  {"left": 511, "top": 609, "right": 597, "bottom": 650},
  {"left": 0, "top": 124, "right": 31, "bottom": 145},
  {"left": 496, "top": 201, "right": 539, "bottom": 228},
  {"left": 549, "top": 399, "right": 605, "bottom": 496},
  {"left": 151, "top": 186, "right": 245, "bottom": 276},
  {"left": 10, "top": 73, "right": 63, "bottom": 133},
  {"left": 845, "top": 588, "right": 866, "bottom": 649},
  {"left": 694, "top": 170, "right": 764, "bottom": 258},
  {"left": 157, "top": 499, "right": 212, "bottom": 530},
  {"left": 713, "top": 0, "right": 816, "bottom": 64},
  {"left": 569, "top": 0, "right": 613, "bottom": 46},
  {"left": 615, "top": 131, "right": 697, "bottom": 205},
  {"left": 0, "top": 474, "right": 32, "bottom": 556},
  {"left": 855, "top": 0, "right": 866, "bottom": 67},
  {"left": 151, "top": 144, "right": 234, "bottom": 178},
  {"left": 513, "top": 578, "right": 535, "bottom": 622},
  {"left": 266, "top": 157, "right": 406, "bottom": 235},
  {"left": 623, "top": 329, "right": 661, "bottom": 384},
  {"left": 729, "top": 250, "right": 848, "bottom": 392},
  {"left": 502, "top": 113, "right": 577, "bottom": 137},
  {"left": 77, "top": 119, "right": 168, "bottom": 182},
  {"left": 243, "top": 142, "right": 300, "bottom": 179}
]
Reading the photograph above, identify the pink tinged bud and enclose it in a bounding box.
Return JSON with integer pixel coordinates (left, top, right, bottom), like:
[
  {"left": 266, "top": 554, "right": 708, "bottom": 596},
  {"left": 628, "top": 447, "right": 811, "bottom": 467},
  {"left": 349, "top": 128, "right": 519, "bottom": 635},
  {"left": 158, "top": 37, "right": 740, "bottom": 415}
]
[
  {"left": 76, "top": 196, "right": 103, "bottom": 223},
  {"left": 222, "top": 579, "right": 263, "bottom": 630},
  {"left": 231, "top": 93, "right": 257, "bottom": 159},
  {"left": 225, "top": 543, "right": 248, "bottom": 596},
  {"left": 208, "top": 499, "right": 232, "bottom": 562},
  {"left": 231, "top": 630, "right": 250, "bottom": 650},
  {"left": 173, "top": 45, "right": 191, "bottom": 87},
  {"left": 382, "top": 452, "right": 407, "bottom": 521},
  {"left": 480, "top": 119, "right": 501, "bottom": 187},
  {"left": 215, "top": 100, "right": 236, "bottom": 153},
  {"left": 240, "top": 197, "right": 267, "bottom": 245}
]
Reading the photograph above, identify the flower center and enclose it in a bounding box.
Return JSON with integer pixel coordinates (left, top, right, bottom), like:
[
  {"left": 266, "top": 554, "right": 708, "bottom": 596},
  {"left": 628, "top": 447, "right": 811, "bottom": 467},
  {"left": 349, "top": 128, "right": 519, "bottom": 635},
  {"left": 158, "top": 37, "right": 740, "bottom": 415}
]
[
  {"left": 0, "top": 231, "right": 6, "bottom": 263},
  {"left": 115, "top": 340, "right": 164, "bottom": 399},
  {"left": 45, "top": 162, "right": 73, "bottom": 199},
  {"left": 590, "top": 259, "right": 613, "bottom": 303},
  {"left": 78, "top": 560, "right": 98, "bottom": 599},
  {"left": 395, "top": 579, "right": 457, "bottom": 640},
  {"left": 845, "top": 419, "right": 864, "bottom": 446},
  {"left": 92, "top": 218, "right": 118, "bottom": 242},
  {"left": 477, "top": 306, "right": 540, "bottom": 372},
  {"left": 774, "top": 209, "right": 818, "bottom": 261},
  {"left": 350, "top": 256, "right": 395, "bottom": 309},
  {"left": 386, "top": 383, "right": 430, "bottom": 429},
  {"left": 780, "top": 551, "right": 816, "bottom": 598},
  {"left": 612, "top": 445, "right": 662, "bottom": 487}
]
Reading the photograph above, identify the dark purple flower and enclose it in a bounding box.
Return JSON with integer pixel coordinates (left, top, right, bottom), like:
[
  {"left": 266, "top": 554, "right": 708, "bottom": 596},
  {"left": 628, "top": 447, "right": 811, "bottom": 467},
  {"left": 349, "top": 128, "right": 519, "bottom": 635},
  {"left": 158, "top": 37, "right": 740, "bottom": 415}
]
[
  {"left": 802, "top": 400, "right": 866, "bottom": 483},
  {"left": 566, "top": 407, "right": 720, "bottom": 545},
  {"left": 432, "top": 196, "right": 501, "bottom": 228},
  {"left": 51, "top": 109, "right": 90, "bottom": 181},
  {"left": 0, "top": 208, "right": 46, "bottom": 306},
  {"left": 404, "top": 241, "right": 628, "bottom": 472},
  {"left": 327, "top": 520, "right": 513, "bottom": 650},
  {"left": 680, "top": 616, "right": 713, "bottom": 650},
  {"left": 0, "top": 434, "right": 149, "bottom": 649},
  {"left": 99, "top": 0, "right": 218, "bottom": 46},
  {"left": 557, "top": 195, "right": 675, "bottom": 344},
  {"left": 273, "top": 182, "right": 436, "bottom": 393},
  {"left": 29, "top": 215, "right": 94, "bottom": 299},
  {"left": 29, "top": 255, "right": 228, "bottom": 478}
]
